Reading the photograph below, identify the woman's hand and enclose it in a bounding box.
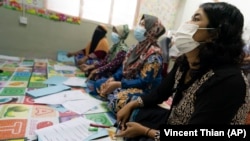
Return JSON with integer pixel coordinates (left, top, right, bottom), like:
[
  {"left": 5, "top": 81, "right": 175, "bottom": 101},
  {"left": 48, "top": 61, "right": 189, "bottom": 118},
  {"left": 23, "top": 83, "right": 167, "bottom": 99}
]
[
  {"left": 77, "top": 56, "right": 88, "bottom": 66},
  {"left": 87, "top": 69, "right": 99, "bottom": 81},
  {"left": 99, "top": 81, "right": 121, "bottom": 97},
  {"left": 79, "top": 64, "right": 87, "bottom": 72},
  {"left": 96, "top": 77, "right": 114, "bottom": 95},
  {"left": 115, "top": 122, "right": 148, "bottom": 138},
  {"left": 67, "top": 52, "right": 76, "bottom": 57},
  {"left": 243, "top": 54, "right": 250, "bottom": 64},
  {"left": 81, "top": 64, "right": 95, "bottom": 72},
  {"left": 80, "top": 64, "right": 89, "bottom": 72},
  {"left": 88, "top": 53, "right": 97, "bottom": 59},
  {"left": 116, "top": 100, "right": 140, "bottom": 130},
  {"left": 103, "top": 77, "right": 114, "bottom": 83}
]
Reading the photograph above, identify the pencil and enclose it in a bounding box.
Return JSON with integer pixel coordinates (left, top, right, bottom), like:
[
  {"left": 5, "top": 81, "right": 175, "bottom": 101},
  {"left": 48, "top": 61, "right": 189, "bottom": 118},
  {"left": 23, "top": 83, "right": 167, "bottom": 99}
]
[
  {"left": 90, "top": 123, "right": 111, "bottom": 128},
  {"left": 115, "top": 122, "right": 121, "bottom": 134}
]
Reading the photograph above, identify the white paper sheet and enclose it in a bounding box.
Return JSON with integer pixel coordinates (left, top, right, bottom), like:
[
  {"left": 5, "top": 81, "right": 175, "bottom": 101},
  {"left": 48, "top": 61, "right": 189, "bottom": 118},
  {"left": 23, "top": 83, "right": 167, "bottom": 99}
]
[
  {"left": 35, "top": 117, "right": 94, "bottom": 141},
  {"left": 43, "top": 76, "right": 68, "bottom": 85},
  {"left": 54, "top": 64, "right": 77, "bottom": 71},
  {"left": 62, "top": 95, "right": 103, "bottom": 114},
  {"left": 63, "top": 77, "right": 87, "bottom": 87},
  {"left": 34, "top": 90, "right": 89, "bottom": 105},
  {"left": 34, "top": 90, "right": 103, "bottom": 114},
  {"left": 27, "top": 84, "right": 71, "bottom": 98}
]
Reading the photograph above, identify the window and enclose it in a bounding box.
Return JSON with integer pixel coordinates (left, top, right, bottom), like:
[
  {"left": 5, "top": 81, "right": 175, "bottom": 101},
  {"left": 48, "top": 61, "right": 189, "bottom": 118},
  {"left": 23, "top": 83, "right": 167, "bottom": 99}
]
[
  {"left": 81, "top": 0, "right": 112, "bottom": 24},
  {"left": 47, "top": 0, "right": 139, "bottom": 28},
  {"left": 111, "top": 0, "right": 138, "bottom": 28},
  {"left": 47, "top": 0, "right": 81, "bottom": 17}
]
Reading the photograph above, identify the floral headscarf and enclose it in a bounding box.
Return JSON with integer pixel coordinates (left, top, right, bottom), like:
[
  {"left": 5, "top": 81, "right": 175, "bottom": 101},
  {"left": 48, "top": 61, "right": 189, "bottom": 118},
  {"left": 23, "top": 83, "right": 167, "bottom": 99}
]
[
  {"left": 108, "top": 24, "right": 130, "bottom": 62},
  {"left": 123, "top": 14, "right": 166, "bottom": 78}
]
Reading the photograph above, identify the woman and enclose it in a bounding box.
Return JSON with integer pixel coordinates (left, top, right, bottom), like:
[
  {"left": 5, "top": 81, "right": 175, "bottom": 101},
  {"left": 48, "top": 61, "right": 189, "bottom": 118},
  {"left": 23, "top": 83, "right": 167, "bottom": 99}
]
[
  {"left": 115, "top": 2, "right": 250, "bottom": 141},
  {"left": 67, "top": 24, "right": 109, "bottom": 67},
  {"left": 82, "top": 24, "right": 130, "bottom": 81},
  {"left": 97, "top": 14, "right": 166, "bottom": 114}
]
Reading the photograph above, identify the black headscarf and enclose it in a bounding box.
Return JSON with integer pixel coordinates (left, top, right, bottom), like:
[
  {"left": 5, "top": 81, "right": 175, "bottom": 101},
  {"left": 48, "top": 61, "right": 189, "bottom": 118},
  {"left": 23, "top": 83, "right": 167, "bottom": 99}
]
[{"left": 89, "top": 25, "right": 107, "bottom": 54}]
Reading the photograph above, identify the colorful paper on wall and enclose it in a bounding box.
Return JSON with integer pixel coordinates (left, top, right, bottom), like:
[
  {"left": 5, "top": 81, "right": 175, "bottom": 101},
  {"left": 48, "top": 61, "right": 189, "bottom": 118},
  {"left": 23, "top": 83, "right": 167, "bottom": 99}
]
[{"left": 3, "top": 0, "right": 81, "bottom": 24}]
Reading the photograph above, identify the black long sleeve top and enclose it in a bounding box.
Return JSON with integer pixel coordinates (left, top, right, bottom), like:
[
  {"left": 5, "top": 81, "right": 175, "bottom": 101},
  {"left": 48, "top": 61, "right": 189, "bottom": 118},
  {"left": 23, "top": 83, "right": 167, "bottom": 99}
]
[{"left": 141, "top": 61, "right": 250, "bottom": 124}]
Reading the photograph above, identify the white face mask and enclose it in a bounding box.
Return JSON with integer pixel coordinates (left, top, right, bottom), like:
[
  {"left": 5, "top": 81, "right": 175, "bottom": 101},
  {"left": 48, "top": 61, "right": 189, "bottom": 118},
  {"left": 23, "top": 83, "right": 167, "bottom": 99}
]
[
  {"left": 111, "top": 32, "right": 120, "bottom": 44},
  {"left": 173, "top": 23, "right": 214, "bottom": 56},
  {"left": 134, "top": 25, "right": 147, "bottom": 42}
]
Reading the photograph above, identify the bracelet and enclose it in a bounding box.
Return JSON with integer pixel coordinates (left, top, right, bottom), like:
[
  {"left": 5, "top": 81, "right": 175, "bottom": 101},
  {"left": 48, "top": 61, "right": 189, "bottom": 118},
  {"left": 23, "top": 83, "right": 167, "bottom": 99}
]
[
  {"left": 136, "top": 97, "right": 144, "bottom": 107},
  {"left": 154, "top": 130, "right": 160, "bottom": 141},
  {"left": 145, "top": 128, "right": 152, "bottom": 136}
]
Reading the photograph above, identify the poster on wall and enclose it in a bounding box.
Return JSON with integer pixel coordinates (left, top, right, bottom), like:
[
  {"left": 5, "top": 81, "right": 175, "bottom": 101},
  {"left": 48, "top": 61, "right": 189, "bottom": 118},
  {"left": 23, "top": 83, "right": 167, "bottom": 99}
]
[
  {"left": 4, "top": 0, "right": 44, "bottom": 10},
  {"left": 3, "top": 0, "right": 80, "bottom": 24},
  {"left": 22, "top": 0, "right": 44, "bottom": 9}
]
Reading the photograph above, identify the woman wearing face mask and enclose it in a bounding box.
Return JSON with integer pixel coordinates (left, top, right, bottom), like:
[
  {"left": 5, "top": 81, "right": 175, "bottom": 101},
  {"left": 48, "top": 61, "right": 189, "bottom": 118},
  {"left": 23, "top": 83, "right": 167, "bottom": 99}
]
[
  {"left": 97, "top": 14, "right": 166, "bottom": 114},
  {"left": 115, "top": 2, "right": 250, "bottom": 141},
  {"left": 81, "top": 24, "right": 130, "bottom": 94}
]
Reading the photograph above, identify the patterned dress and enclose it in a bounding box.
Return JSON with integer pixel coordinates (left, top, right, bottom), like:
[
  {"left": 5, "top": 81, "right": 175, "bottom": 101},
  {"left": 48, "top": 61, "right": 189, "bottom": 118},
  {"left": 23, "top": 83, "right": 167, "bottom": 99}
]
[
  {"left": 102, "top": 14, "right": 166, "bottom": 114},
  {"left": 107, "top": 53, "right": 163, "bottom": 113}
]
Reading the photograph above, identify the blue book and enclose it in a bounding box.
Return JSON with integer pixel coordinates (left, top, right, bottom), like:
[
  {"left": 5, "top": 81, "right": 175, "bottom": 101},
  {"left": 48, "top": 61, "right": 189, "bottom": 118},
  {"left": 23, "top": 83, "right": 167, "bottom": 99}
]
[
  {"left": 43, "top": 76, "right": 68, "bottom": 85},
  {"left": 27, "top": 84, "right": 71, "bottom": 98},
  {"left": 57, "top": 51, "right": 75, "bottom": 63}
]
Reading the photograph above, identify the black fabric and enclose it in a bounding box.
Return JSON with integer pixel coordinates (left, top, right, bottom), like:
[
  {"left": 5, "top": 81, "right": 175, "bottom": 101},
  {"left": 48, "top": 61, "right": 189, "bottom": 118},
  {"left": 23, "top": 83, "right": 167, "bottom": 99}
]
[
  {"left": 165, "top": 38, "right": 171, "bottom": 62},
  {"left": 141, "top": 59, "right": 247, "bottom": 124},
  {"left": 89, "top": 25, "right": 107, "bottom": 54},
  {"left": 134, "top": 106, "right": 169, "bottom": 129},
  {"left": 125, "top": 106, "right": 169, "bottom": 141}
]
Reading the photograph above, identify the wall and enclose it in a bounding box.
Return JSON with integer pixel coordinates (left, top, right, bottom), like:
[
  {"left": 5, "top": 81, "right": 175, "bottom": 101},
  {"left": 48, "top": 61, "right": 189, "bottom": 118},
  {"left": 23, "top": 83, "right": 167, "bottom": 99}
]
[
  {"left": 173, "top": 0, "right": 200, "bottom": 30},
  {"left": 0, "top": 0, "right": 182, "bottom": 59},
  {"left": 138, "top": 0, "right": 181, "bottom": 30},
  {"left": 2, "top": 0, "right": 250, "bottom": 59},
  {"left": 0, "top": 7, "right": 137, "bottom": 60},
  {"left": 172, "top": 0, "right": 187, "bottom": 30}
]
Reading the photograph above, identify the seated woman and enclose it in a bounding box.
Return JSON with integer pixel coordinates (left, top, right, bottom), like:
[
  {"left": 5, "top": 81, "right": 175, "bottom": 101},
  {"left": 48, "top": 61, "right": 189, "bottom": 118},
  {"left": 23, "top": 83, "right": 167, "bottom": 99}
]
[
  {"left": 67, "top": 24, "right": 109, "bottom": 67},
  {"left": 97, "top": 14, "right": 166, "bottom": 114},
  {"left": 82, "top": 24, "right": 130, "bottom": 94},
  {"left": 115, "top": 2, "right": 250, "bottom": 141},
  {"left": 83, "top": 24, "right": 130, "bottom": 79}
]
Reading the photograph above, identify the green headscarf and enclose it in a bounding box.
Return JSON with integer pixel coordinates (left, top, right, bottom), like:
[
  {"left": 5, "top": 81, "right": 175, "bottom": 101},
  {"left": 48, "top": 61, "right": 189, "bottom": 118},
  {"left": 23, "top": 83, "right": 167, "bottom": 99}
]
[{"left": 107, "top": 24, "right": 129, "bottom": 61}]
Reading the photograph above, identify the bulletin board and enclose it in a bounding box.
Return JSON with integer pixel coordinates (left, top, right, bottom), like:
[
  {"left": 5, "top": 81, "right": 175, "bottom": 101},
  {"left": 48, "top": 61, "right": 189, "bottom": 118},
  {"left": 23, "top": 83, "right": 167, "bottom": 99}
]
[
  {"left": 22, "top": 0, "right": 44, "bottom": 9},
  {"left": 4, "top": 0, "right": 44, "bottom": 9},
  {"left": 3, "top": 0, "right": 81, "bottom": 24}
]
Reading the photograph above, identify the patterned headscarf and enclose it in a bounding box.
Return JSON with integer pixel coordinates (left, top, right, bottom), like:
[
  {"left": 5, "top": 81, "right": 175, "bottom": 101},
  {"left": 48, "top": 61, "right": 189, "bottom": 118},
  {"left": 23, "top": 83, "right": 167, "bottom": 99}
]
[
  {"left": 123, "top": 14, "right": 166, "bottom": 78},
  {"left": 107, "top": 24, "right": 130, "bottom": 62}
]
